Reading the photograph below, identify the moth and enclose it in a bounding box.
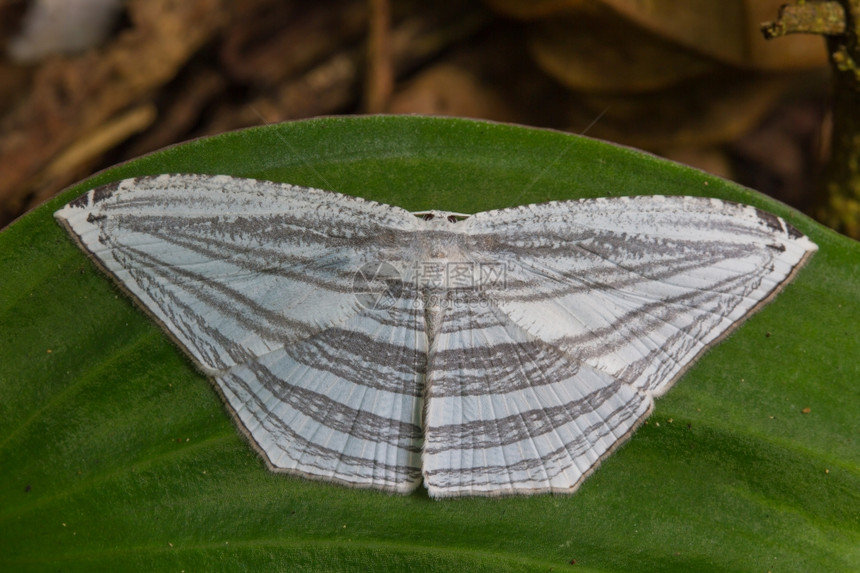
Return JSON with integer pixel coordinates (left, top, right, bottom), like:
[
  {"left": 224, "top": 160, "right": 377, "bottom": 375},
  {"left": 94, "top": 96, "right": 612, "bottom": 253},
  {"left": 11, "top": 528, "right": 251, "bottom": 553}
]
[{"left": 56, "top": 174, "right": 817, "bottom": 498}]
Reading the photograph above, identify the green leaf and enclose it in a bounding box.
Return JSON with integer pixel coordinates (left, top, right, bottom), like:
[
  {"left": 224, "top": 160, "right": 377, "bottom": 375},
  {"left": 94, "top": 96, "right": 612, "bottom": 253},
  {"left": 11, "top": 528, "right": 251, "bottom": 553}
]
[{"left": 1, "top": 116, "right": 858, "bottom": 572}]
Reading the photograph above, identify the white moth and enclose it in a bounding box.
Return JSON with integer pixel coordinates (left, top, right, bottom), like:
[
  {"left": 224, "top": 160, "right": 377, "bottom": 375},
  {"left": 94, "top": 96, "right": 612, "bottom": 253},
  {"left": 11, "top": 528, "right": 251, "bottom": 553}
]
[{"left": 55, "top": 174, "right": 817, "bottom": 498}]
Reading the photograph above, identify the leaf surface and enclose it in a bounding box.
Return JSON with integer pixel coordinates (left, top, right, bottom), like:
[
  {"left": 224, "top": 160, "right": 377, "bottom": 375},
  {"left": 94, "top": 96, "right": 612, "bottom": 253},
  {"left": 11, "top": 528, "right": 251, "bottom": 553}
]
[{"left": 1, "top": 116, "right": 857, "bottom": 572}]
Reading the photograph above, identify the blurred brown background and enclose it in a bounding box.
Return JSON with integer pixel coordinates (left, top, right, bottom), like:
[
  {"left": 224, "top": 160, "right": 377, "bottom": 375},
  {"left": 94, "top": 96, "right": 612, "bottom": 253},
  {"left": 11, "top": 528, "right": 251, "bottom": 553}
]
[{"left": 0, "top": 0, "right": 830, "bottom": 229}]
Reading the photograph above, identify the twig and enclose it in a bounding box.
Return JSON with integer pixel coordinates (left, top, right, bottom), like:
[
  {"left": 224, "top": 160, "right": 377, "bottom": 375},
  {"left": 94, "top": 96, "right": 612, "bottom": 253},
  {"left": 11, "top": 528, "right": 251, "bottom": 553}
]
[
  {"left": 762, "top": 0, "right": 860, "bottom": 238},
  {"left": 365, "top": 0, "right": 393, "bottom": 113},
  {"left": 761, "top": 2, "right": 846, "bottom": 39}
]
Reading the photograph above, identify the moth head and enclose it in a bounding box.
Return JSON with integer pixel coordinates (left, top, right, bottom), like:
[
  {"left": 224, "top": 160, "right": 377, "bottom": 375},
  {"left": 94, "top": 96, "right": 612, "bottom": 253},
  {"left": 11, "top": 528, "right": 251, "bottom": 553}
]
[{"left": 413, "top": 210, "right": 470, "bottom": 227}]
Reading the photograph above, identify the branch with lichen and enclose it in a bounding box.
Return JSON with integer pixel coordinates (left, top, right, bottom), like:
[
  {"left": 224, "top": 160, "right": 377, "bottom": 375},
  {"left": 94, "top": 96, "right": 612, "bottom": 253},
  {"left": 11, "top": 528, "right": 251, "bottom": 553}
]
[{"left": 762, "top": 0, "right": 860, "bottom": 239}]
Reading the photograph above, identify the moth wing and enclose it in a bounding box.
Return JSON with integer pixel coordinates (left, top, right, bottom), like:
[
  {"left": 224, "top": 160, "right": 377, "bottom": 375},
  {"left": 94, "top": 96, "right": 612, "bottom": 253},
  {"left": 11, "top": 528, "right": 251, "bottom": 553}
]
[
  {"left": 56, "top": 174, "right": 428, "bottom": 491},
  {"left": 422, "top": 196, "right": 815, "bottom": 497},
  {"left": 462, "top": 196, "right": 816, "bottom": 396},
  {"left": 423, "top": 296, "right": 651, "bottom": 498}
]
